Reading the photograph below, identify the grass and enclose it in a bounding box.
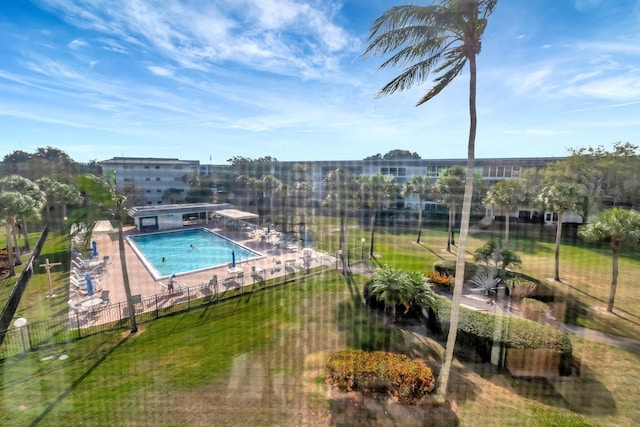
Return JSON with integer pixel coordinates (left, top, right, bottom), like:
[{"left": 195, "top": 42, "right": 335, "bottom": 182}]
[{"left": 2, "top": 219, "right": 640, "bottom": 425}]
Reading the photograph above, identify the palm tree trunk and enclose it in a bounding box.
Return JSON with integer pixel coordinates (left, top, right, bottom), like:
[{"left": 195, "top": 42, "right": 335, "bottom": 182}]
[
  {"left": 10, "top": 218, "right": 21, "bottom": 266},
  {"left": 5, "top": 221, "right": 15, "bottom": 277},
  {"left": 451, "top": 206, "right": 456, "bottom": 246},
  {"left": 607, "top": 241, "right": 620, "bottom": 312},
  {"left": 436, "top": 54, "right": 478, "bottom": 402},
  {"left": 416, "top": 196, "right": 424, "bottom": 243},
  {"left": 504, "top": 209, "right": 510, "bottom": 245},
  {"left": 20, "top": 217, "right": 30, "bottom": 252},
  {"left": 339, "top": 211, "right": 347, "bottom": 274},
  {"left": 446, "top": 208, "right": 453, "bottom": 252},
  {"left": 369, "top": 210, "right": 376, "bottom": 258},
  {"left": 117, "top": 215, "right": 138, "bottom": 333},
  {"left": 554, "top": 213, "right": 563, "bottom": 281}
]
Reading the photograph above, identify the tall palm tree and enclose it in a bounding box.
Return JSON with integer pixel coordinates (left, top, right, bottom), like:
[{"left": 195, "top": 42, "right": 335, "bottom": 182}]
[
  {"left": 579, "top": 208, "right": 640, "bottom": 312},
  {"left": 434, "top": 166, "right": 466, "bottom": 252},
  {"left": 322, "top": 168, "right": 357, "bottom": 274},
  {"left": 402, "top": 175, "right": 432, "bottom": 244},
  {"left": 364, "top": 0, "right": 497, "bottom": 400},
  {"left": 537, "top": 183, "right": 584, "bottom": 282},
  {"left": 484, "top": 180, "right": 530, "bottom": 245},
  {"left": 357, "top": 173, "right": 398, "bottom": 258},
  {"left": 76, "top": 174, "right": 138, "bottom": 333}
]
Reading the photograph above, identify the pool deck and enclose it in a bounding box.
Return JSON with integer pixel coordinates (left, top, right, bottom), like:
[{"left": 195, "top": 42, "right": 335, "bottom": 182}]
[{"left": 84, "top": 222, "right": 330, "bottom": 312}]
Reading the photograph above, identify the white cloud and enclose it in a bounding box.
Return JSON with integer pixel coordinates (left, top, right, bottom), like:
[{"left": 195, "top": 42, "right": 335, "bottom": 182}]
[
  {"left": 147, "top": 66, "right": 174, "bottom": 77},
  {"left": 68, "top": 38, "right": 87, "bottom": 49}
]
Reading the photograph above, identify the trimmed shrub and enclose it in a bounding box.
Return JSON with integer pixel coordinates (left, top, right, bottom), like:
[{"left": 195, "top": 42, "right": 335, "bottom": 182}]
[
  {"left": 508, "top": 275, "right": 538, "bottom": 299},
  {"left": 433, "top": 260, "right": 478, "bottom": 280},
  {"left": 428, "top": 297, "right": 572, "bottom": 370},
  {"left": 521, "top": 297, "right": 549, "bottom": 322},
  {"left": 427, "top": 271, "right": 454, "bottom": 292},
  {"left": 326, "top": 349, "right": 435, "bottom": 405}
]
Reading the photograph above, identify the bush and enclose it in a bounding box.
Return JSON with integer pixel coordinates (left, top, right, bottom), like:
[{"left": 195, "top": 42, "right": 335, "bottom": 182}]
[
  {"left": 427, "top": 271, "right": 454, "bottom": 292},
  {"left": 433, "top": 260, "right": 478, "bottom": 280},
  {"left": 326, "top": 349, "right": 435, "bottom": 405},
  {"left": 509, "top": 275, "right": 538, "bottom": 299},
  {"left": 521, "top": 298, "right": 548, "bottom": 322}
]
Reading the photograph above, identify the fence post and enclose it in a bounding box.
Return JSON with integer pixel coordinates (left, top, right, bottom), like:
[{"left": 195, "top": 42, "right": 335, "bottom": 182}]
[
  {"left": 76, "top": 312, "right": 82, "bottom": 338},
  {"left": 187, "top": 288, "right": 191, "bottom": 309}
]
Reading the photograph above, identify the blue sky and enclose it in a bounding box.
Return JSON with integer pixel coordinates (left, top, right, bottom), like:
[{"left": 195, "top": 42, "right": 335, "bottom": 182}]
[{"left": 1, "top": 0, "right": 639, "bottom": 164}]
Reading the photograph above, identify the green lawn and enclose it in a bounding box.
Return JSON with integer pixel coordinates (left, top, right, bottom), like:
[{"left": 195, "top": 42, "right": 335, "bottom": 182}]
[{"left": 2, "top": 221, "right": 640, "bottom": 425}]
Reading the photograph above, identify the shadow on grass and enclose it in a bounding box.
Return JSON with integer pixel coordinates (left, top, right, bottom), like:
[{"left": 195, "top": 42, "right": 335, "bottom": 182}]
[
  {"left": 506, "top": 362, "right": 617, "bottom": 416},
  {"left": 332, "top": 297, "right": 467, "bottom": 425},
  {"left": 29, "top": 331, "right": 132, "bottom": 426}
]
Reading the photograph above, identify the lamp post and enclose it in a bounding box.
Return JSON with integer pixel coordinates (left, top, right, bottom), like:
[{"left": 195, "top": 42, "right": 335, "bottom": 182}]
[
  {"left": 14, "top": 317, "right": 28, "bottom": 354},
  {"left": 361, "top": 238, "right": 366, "bottom": 261}
]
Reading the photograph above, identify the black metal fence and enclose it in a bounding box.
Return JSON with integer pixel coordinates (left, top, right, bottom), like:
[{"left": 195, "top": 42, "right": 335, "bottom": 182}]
[
  {"left": 0, "top": 225, "right": 49, "bottom": 347},
  {"left": 0, "top": 252, "right": 340, "bottom": 359}
]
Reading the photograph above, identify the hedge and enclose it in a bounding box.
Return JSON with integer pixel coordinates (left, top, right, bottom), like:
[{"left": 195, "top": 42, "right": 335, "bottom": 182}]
[
  {"left": 433, "top": 297, "right": 572, "bottom": 356},
  {"left": 326, "top": 349, "right": 435, "bottom": 405},
  {"left": 433, "top": 260, "right": 478, "bottom": 281}
]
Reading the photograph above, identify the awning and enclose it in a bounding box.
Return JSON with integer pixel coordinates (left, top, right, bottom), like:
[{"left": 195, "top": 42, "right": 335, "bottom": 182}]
[{"left": 214, "top": 209, "right": 259, "bottom": 220}]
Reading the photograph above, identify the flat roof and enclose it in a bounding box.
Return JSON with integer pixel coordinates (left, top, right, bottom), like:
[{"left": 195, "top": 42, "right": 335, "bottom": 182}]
[
  {"left": 127, "top": 203, "right": 233, "bottom": 218},
  {"left": 214, "top": 209, "right": 259, "bottom": 220}
]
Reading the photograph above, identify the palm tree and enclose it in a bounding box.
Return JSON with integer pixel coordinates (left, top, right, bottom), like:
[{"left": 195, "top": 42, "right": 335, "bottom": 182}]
[
  {"left": 579, "top": 208, "right": 640, "bottom": 312},
  {"left": 76, "top": 174, "right": 138, "bottom": 333},
  {"left": 402, "top": 175, "right": 432, "bottom": 243},
  {"left": 357, "top": 173, "right": 398, "bottom": 258},
  {"left": 322, "top": 168, "right": 357, "bottom": 274},
  {"left": 369, "top": 265, "right": 414, "bottom": 322},
  {"left": 364, "top": 0, "right": 497, "bottom": 400},
  {"left": 434, "top": 166, "right": 465, "bottom": 252},
  {"left": 537, "top": 183, "right": 584, "bottom": 282},
  {"left": 484, "top": 180, "right": 530, "bottom": 245}
]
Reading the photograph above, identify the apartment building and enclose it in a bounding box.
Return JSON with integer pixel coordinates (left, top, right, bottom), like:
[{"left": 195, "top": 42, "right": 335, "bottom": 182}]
[{"left": 99, "top": 157, "right": 199, "bottom": 205}]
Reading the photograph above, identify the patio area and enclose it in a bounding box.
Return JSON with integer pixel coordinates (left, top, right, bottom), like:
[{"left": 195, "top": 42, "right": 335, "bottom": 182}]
[{"left": 68, "top": 221, "right": 334, "bottom": 327}]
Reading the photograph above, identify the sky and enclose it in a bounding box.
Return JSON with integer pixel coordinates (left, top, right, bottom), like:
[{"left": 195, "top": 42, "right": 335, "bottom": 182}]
[{"left": 1, "top": 0, "right": 639, "bottom": 165}]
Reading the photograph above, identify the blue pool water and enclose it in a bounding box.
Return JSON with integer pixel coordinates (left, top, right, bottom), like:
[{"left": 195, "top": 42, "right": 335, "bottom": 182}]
[{"left": 128, "top": 228, "right": 263, "bottom": 280}]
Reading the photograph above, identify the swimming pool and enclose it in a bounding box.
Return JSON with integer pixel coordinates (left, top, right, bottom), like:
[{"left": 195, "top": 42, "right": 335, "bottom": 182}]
[{"left": 128, "top": 228, "right": 263, "bottom": 280}]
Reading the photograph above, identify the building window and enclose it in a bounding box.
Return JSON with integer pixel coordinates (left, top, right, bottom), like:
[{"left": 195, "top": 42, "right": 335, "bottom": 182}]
[
  {"left": 145, "top": 177, "right": 150, "bottom": 181},
  {"left": 174, "top": 166, "right": 183, "bottom": 170},
  {"left": 123, "top": 165, "right": 134, "bottom": 170},
  {"left": 157, "top": 190, "right": 162, "bottom": 192},
  {"left": 155, "top": 165, "right": 160, "bottom": 169},
  {"left": 123, "top": 177, "right": 133, "bottom": 182},
  {"left": 512, "top": 166, "right": 520, "bottom": 177},
  {"left": 144, "top": 165, "right": 150, "bottom": 169},
  {"left": 156, "top": 177, "right": 161, "bottom": 181},
  {"left": 497, "top": 166, "right": 504, "bottom": 177},
  {"left": 483, "top": 166, "right": 490, "bottom": 177}
]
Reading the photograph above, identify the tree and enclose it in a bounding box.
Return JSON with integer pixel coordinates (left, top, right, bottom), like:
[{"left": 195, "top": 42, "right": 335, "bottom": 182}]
[
  {"left": 364, "top": 149, "right": 422, "bottom": 160},
  {"left": 364, "top": 0, "right": 497, "bottom": 400},
  {"left": 369, "top": 265, "right": 414, "bottom": 322},
  {"left": 75, "top": 174, "right": 138, "bottom": 333},
  {"left": 0, "top": 192, "right": 36, "bottom": 275},
  {"left": 0, "top": 175, "right": 45, "bottom": 252},
  {"left": 37, "top": 177, "right": 82, "bottom": 230},
  {"left": 537, "top": 183, "right": 585, "bottom": 282},
  {"left": 434, "top": 166, "right": 465, "bottom": 252},
  {"left": 579, "top": 208, "right": 640, "bottom": 312},
  {"left": 483, "top": 180, "right": 530, "bottom": 245},
  {"left": 357, "top": 173, "right": 398, "bottom": 257},
  {"left": 402, "top": 175, "right": 433, "bottom": 243},
  {"left": 322, "top": 168, "right": 358, "bottom": 274}
]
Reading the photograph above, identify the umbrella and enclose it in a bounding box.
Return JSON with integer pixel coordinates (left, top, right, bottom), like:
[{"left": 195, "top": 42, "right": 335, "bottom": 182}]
[
  {"left": 91, "top": 240, "right": 98, "bottom": 257},
  {"left": 231, "top": 250, "right": 236, "bottom": 268},
  {"left": 84, "top": 274, "right": 95, "bottom": 296}
]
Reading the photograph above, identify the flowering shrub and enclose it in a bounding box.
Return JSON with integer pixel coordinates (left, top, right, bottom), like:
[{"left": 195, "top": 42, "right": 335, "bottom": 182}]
[
  {"left": 326, "top": 349, "right": 435, "bottom": 405},
  {"left": 428, "top": 271, "right": 455, "bottom": 292}
]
